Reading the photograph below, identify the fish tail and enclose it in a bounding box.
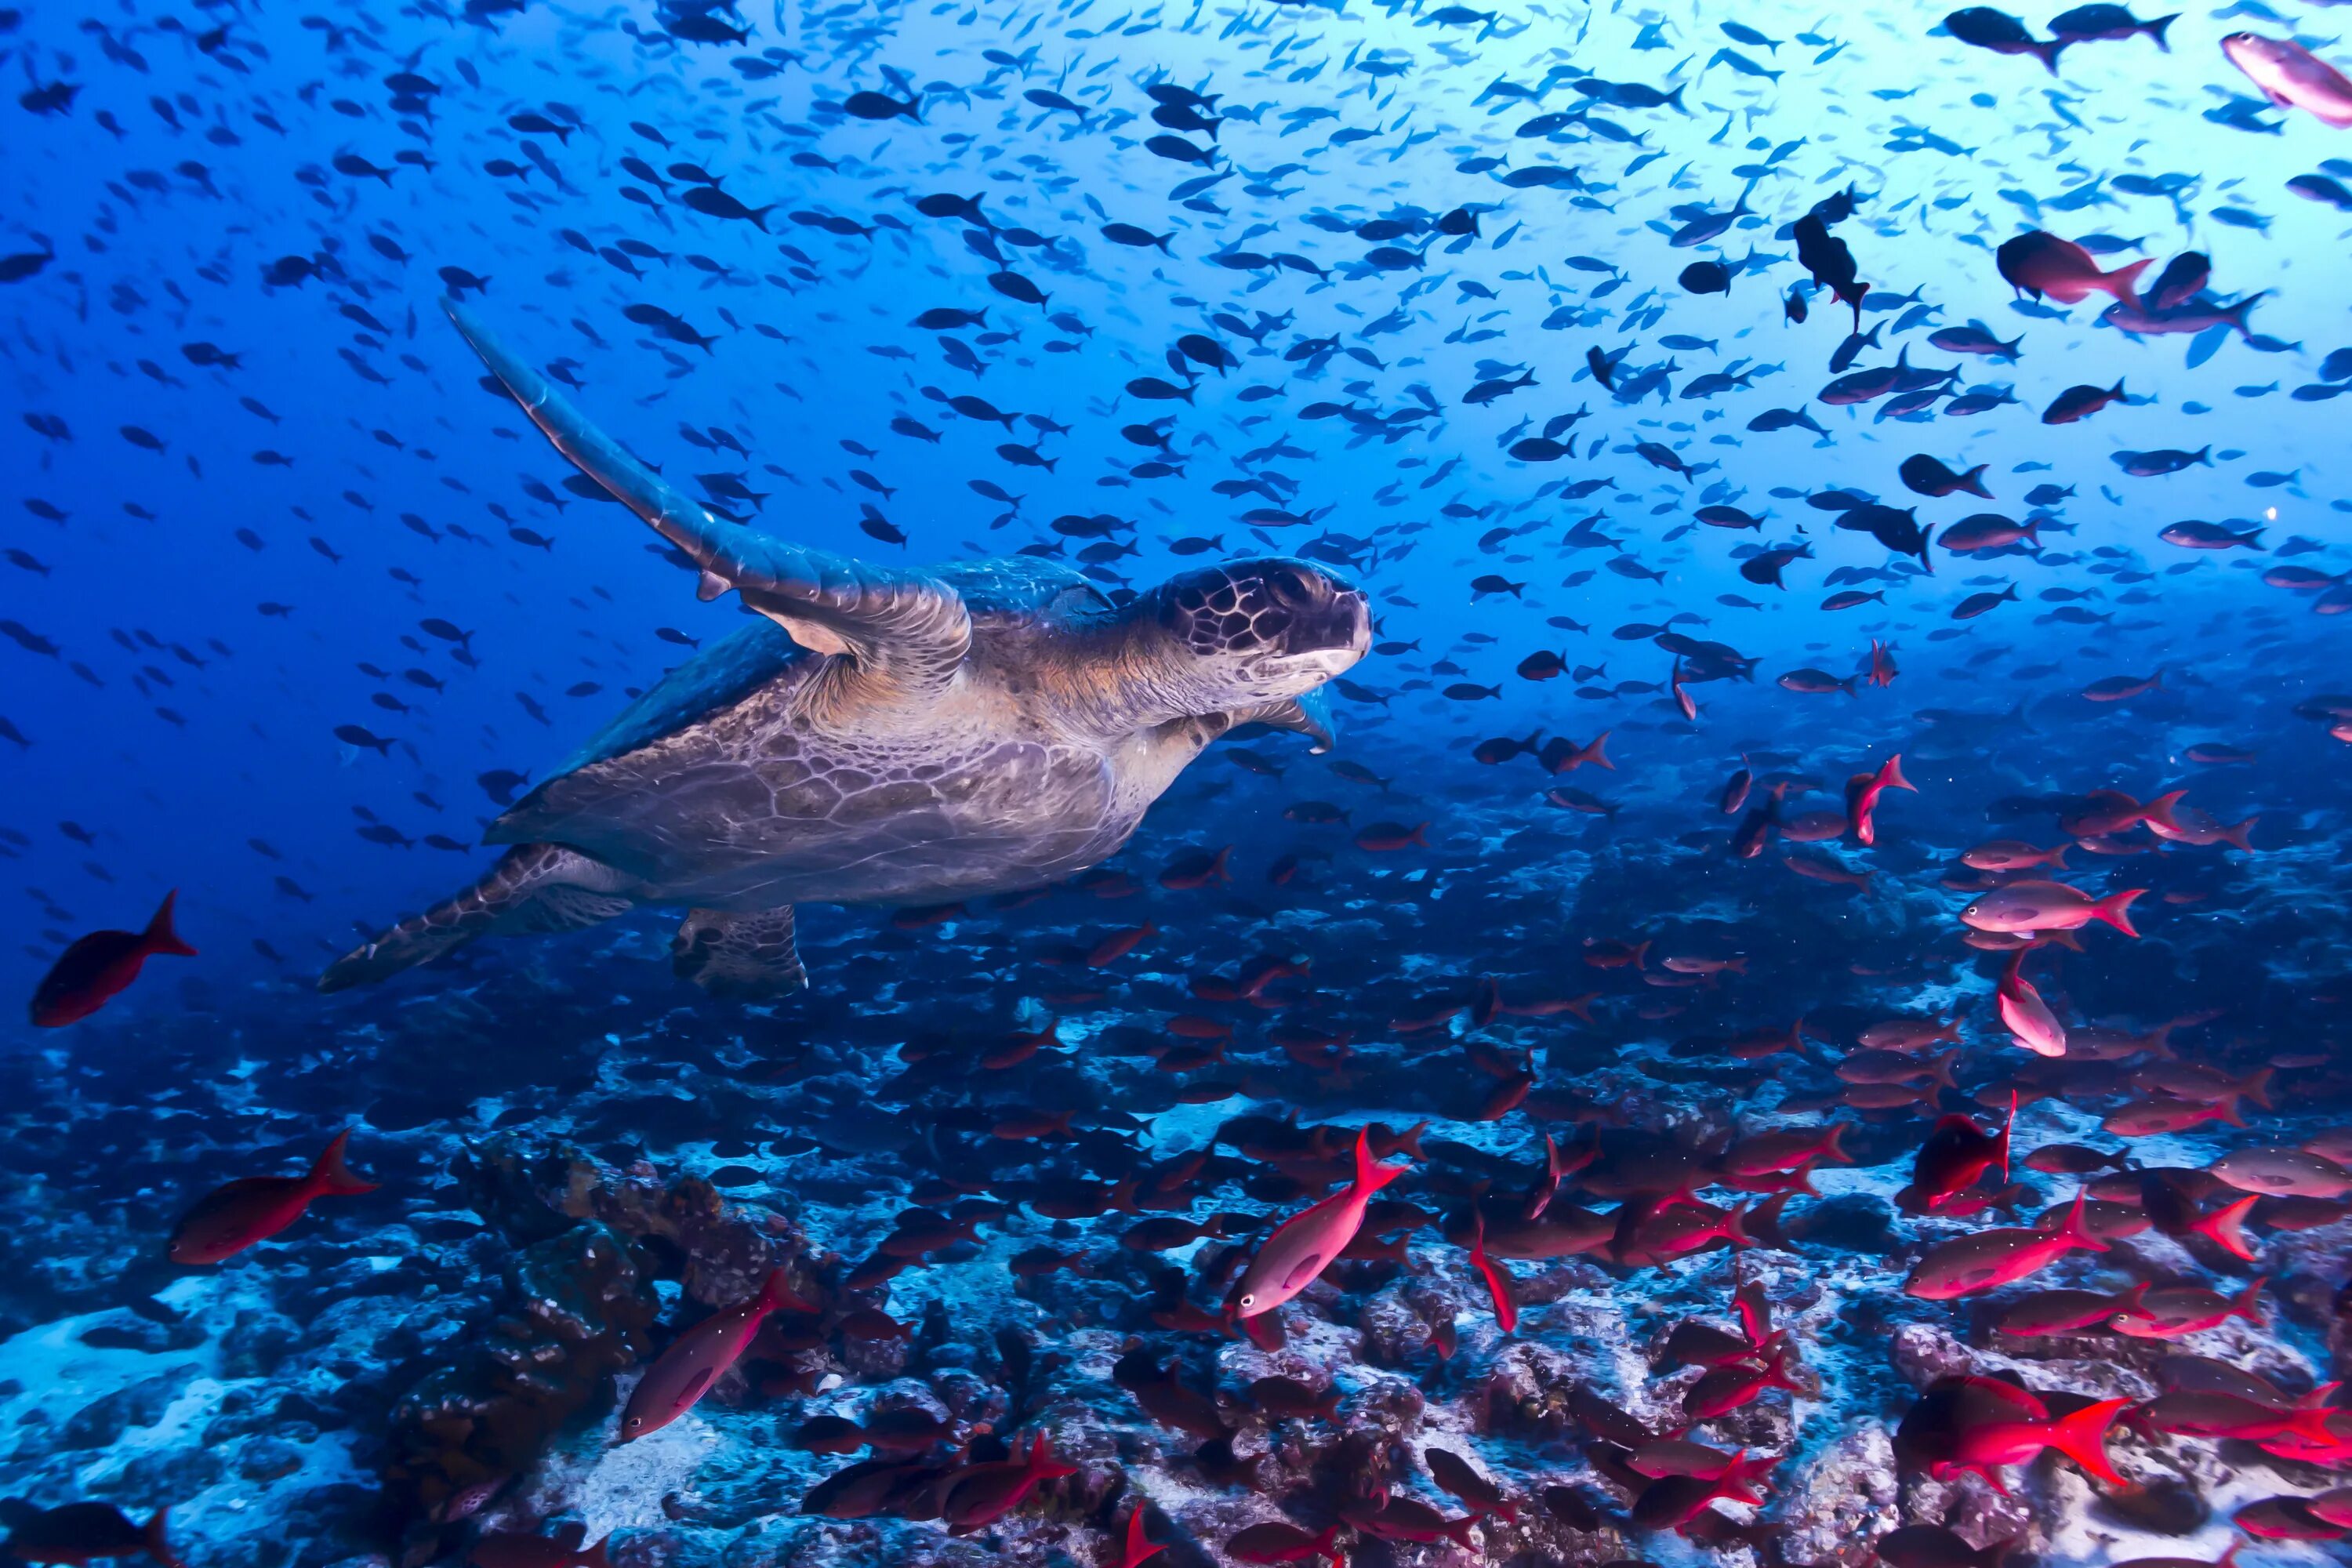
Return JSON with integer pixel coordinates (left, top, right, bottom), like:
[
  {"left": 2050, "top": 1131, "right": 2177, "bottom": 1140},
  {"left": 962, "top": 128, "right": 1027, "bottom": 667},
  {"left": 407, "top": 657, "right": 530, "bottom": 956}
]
[
  {"left": 310, "top": 1129, "right": 380, "bottom": 1197},
  {"left": 2045, "top": 842, "right": 2068, "bottom": 869},
  {"left": 2145, "top": 13, "right": 2176, "bottom": 49},
  {"left": 2196, "top": 1193, "right": 2259, "bottom": 1260},
  {"left": 2223, "top": 815, "right": 2259, "bottom": 853},
  {"left": 2238, "top": 1064, "right": 2274, "bottom": 1109},
  {"left": 2058, "top": 1190, "right": 2109, "bottom": 1252},
  {"left": 2090, "top": 887, "right": 2143, "bottom": 938},
  {"left": 1721, "top": 1200, "right": 1755, "bottom": 1250},
  {"left": 1353, "top": 1126, "right": 1409, "bottom": 1196},
  {"left": 757, "top": 1265, "right": 812, "bottom": 1316},
  {"left": 143, "top": 1508, "right": 186, "bottom": 1568},
  {"left": 144, "top": 890, "right": 199, "bottom": 957},
  {"left": 1588, "top": 730, "right": 1614, "bottom": 770},
  {"left": 578, "top": 1537, "right": 615, "bottom": 1568},
  {"left": 2043, "top": 1397, "right": 2130, "bottom": 1485},
  {"left": 2233, "top": 1275, "right": 2267, "bottom": 1323},
  {"left": 1997, "top": 1091, "right": 2017, "bottom": 1181},
  {"left": 2102, "top": 258, "right": 2154, "bottom": 310},
  {"left": 1878, "top": 752, "right": 1914, "bottom": 793}
]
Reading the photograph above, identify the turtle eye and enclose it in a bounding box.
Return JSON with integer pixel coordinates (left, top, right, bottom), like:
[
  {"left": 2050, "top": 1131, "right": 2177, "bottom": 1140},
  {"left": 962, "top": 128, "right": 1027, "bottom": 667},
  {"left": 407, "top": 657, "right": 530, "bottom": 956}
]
[{"left": 1268, "top": 568, "right": 1310, "bottom": 603}]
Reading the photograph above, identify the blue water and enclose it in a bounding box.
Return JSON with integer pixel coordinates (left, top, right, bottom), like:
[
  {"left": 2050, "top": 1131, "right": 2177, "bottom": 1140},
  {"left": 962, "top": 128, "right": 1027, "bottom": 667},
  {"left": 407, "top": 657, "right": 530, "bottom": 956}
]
[{"left": 2, "top": 0, "right": 2350, "bottom": 1563}]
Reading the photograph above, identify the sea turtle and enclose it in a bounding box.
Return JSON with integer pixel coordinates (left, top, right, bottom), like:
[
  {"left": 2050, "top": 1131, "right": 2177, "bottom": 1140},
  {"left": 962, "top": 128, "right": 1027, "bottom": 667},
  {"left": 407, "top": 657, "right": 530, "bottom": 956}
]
[{"left": 319, "top": 299, "right": 1370, "bottom": 999}]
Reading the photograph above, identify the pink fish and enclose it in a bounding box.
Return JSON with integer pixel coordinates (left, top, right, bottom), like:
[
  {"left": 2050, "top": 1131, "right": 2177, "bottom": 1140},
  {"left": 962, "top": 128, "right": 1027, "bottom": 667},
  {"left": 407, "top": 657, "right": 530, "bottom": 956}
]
[
  {"left": 620, "top": 1267, "right": 812, "bottom": 1439},
  {"left": 1904, "top": 1191, "right": 2107, "bottom": 1298},
  {"left": 1960, "top": 880, "right": 2143, "bottom": 937},
  {"left": 1997, "top": 952, "right": 2067, "bottom": 1057},
  {"left": 2107, "top": 1278, "right": 2265, "bottom": 1339},
  {"left": 1233, "top": 1127, "right": 1408, "bottom": 1318},
  {"left": 169, "top": 1130, "right": 378, "bottom": 1265},
  {"left": 1845, "top": 753, "right": 1914, "bottom": 847},
  {"left": 2223, "top": 32, "right": 2352, "bottom": 126},
  {"left": 1996, "top": 230, "right": 2153, "bottom": 307}
]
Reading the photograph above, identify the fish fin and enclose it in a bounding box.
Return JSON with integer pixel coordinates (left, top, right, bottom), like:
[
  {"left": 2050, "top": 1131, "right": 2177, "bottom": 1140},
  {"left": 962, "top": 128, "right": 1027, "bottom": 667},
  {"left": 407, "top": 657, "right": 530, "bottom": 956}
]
[
  {"left": 2223, "top": 815, "right": 2259, "bottom": 852},
  {"left": 672, "top": 904, "right": 808, "bottom": 999},
  {"left": 578, "top": 1538, "right": 614, "bottom": 1568},
  {"left": 2090, "top": 888, "right": 2143, "bottom": 938},
  {"left": 310, "top": 1130, "right": 379, "bottom": 1197},
  {"left": 2238, "top": 1065, "right": 2274, "bottom": 1110},
  {"left": 1588, "top": 730, "right": 1615, "bottom": 770},
  {"left": 144, "top": 891, "right": 199, "bottom": 957},
  {"left": 2234, "top": 1276, "right": 2267, "bottom": 1323},
  {"left": 2045, "top": 1398, "right": 2130, "bottom": 1485}
]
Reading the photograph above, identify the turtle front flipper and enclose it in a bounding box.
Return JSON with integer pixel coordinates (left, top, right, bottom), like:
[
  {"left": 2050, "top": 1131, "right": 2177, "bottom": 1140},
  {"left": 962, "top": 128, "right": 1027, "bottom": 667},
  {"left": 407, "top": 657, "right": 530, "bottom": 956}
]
[
  {"left": 442, "top": 297, "right": 971, "bottom": 711},
  {"left": 672, "top": 906, "right": 808, "bottom": 998},
  {"left": 1222, "top": 688, "right": 1338, "bottom": 753},
  {"left": 318, "top": 844, "right": 632, "bottom": 992}
]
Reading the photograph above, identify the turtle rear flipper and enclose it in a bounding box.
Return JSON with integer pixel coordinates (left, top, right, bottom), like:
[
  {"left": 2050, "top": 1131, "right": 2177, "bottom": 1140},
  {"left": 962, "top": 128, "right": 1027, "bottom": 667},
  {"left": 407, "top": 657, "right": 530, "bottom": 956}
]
[
  {"left": 443, "top": 297, "right": 971, "bottom": 710},
  {"left": 672, "top": 906, "right": 808, "bottom": 998},
  {"left": 318, "top": 844, "right": 631, "bottom": 992}
]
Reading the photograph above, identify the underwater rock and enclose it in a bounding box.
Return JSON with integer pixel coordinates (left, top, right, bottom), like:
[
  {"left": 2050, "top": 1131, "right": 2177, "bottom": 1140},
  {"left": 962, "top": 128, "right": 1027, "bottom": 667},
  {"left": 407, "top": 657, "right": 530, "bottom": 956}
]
[
  {"left": 1780, "top": 1421, "right": 1902, "bottom": 1567},
  {"left": 381, "top": 1219, "right": 659, "bottom": 1563}
]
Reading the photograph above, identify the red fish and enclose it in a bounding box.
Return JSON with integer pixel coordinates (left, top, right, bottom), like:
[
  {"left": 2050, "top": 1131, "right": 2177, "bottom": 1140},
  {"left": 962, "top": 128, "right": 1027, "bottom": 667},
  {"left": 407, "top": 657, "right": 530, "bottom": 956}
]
[
  {"left": 1465, "top": 1212, "right": 1519, "bottom": 1331},
  {"left": 1113, "top": 1507, "right": 1166, "bottom": 1568},
  {"left": 1632, "top": 1450, "right": 1776, "bottom": 1534},
  {"left": 1935, "top": 1395, "right": 2132, "bottom": 1492},
  {"left": 1904, "top": 1191, "right": 2106, "bottom": 1298},
  {"left": 1234, "top": 1128, "right": 1408, "bottom": 1318},
  {"left": 1845, "top": 753, "right": 1913, "bottom": 847},
  {"left": 619, "top": 1267, "right": 812, "bottom": 1439},
  {"left": 469, "top": 1529, "right": 612, "bottom": 1568},
  {"left": 938, "top": 1431, "right": 1076, "bottom": 1533},
  {"left": 1904, "top": 1097, "right": 2014, "bottom": 1212},
  {"left": 1354, "top": 821, "right": 1429, "bottom": 851},
  {"left": 2, "top": 1504, "right": 183, "bottom": 1568},
  {"left": 31, "top": 891, "right": 198, "bottom": 1027},
  {"left": 1683, "top": 1343, "right": 1802, "bottom": 1421},
  {"left": 1224, "top": 1523, "right": 1344, "bottom": 1566},
  {"left": 169, "top": 1130, "right": 379, "bottom": 1265},
  {"left": 1086, "top": 921, "right": 1157, "bottom": 966}
]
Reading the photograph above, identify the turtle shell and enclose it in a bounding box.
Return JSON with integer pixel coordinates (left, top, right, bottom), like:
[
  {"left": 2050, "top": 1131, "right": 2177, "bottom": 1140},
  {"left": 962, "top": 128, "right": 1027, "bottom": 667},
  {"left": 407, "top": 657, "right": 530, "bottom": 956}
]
[{"left": 525, "top": 554, "right": 1112, "bottom": 788}]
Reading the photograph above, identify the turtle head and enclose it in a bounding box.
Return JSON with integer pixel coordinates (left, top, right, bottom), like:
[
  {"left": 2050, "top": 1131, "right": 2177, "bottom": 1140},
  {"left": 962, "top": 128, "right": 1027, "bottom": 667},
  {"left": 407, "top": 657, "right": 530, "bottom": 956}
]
[{"left": 1136, "top": 557, "right": 1370, "bottom": 710}]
